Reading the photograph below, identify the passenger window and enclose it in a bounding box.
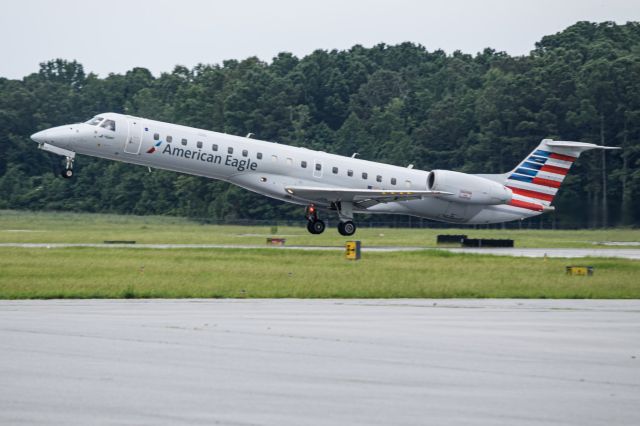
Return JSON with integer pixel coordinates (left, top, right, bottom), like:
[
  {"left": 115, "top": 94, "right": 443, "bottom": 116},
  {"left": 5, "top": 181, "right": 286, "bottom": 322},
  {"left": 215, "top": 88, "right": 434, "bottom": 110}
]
[
  {"left": 271, "top": 155, "right": 278, "bottom": 162},
  {"left": 332, "top": 167, "right": 338, "bottom": 174},
  {"left": 301, "top": 161, "right": 307, "bottom": 168},
  {"left": 257, "top": 152, "right": 263, "bottom": 159},
  {"left": 212, "top": 144, "right": 218, "bottom": 151},
  {"left": 362, "top": 172, "right": 368, "bottom": 180},
  {"left": 167, "top": 136, "right": 173, "bottom": 143},
  {"left": 243, "top": 150, "right": 248, "bottom": 157},
  {"left": 100, "top": 119, "right": 116, "bottom": 131},
  {"left": 153, "top": 133, "right": 160, "bottom": 141},
  {"left": 197, "top": 141, "right": 203, "bottom": 149},
  {"left": 391, "top": 178, "right": 397, "bottom": 185},
  {"left": 228, "top": 147, "right": 234, "bottom": 154},
  {"left": 181, "top": 138, "right": 188, "bottom": 146},
  {"left": 286, "top": 157, "right": 293, "bottom": 166},
  {"left": 347, "top": 170, "right": 353, "bottom": 177},
  {"left": 376, "top": 175, "right": 382, "bottom": 183},
  {"left": 405, "top": 180, "right": 411, "bottom": 188},
  {"left": 315, "top": 163, "right": 322, "bottom": 171}
]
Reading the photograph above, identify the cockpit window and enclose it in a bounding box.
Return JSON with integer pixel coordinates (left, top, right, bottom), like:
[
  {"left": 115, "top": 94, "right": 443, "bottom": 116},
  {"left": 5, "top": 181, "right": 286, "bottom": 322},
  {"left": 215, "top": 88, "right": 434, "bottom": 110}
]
[
  {"left": 100, "top": 119, "right": 116, "bottom": 131},
  {"left": 86, "top": 117, "right": 104, "bottom": 126}
]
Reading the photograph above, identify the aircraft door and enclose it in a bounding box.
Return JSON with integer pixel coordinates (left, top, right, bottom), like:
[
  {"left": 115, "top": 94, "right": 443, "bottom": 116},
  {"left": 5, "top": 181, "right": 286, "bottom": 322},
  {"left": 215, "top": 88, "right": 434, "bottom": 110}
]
[{"left": 124, "top": 118, "right": 143, "bottom": 154}]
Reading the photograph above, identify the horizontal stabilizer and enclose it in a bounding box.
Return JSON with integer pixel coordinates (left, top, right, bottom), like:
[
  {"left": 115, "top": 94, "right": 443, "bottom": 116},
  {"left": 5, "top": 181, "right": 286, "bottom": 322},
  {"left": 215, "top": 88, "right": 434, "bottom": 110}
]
[{"left": 545, "top": 141, "right": 620, "bottom": 153}]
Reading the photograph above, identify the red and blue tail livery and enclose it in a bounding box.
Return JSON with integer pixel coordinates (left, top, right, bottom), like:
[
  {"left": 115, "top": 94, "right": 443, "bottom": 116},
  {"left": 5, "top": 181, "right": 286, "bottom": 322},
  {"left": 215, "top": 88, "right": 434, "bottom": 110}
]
[{"left": 502, "top": 139, "right": 617, "bottom": 212}]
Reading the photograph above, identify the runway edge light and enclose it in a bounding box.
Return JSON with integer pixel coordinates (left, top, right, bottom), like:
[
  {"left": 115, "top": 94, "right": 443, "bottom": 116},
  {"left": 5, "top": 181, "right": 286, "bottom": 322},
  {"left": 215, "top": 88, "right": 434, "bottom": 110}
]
[{"left": 345, "top": 241, "right": 361, "bottom": 260}]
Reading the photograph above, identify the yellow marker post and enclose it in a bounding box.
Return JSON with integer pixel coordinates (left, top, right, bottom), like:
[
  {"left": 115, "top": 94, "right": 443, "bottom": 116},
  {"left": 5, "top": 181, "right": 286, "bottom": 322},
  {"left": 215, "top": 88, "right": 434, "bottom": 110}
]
[
  {"left": 345, "top": 241, "right": 361, "bottom": 260},
  {"left": 565, "top": 266, "right": 594, "bottom": 276}
]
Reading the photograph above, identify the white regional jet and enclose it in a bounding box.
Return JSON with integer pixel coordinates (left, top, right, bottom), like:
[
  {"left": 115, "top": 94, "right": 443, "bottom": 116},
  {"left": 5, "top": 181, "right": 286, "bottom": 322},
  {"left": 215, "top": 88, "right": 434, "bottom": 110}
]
[{"left": 31, "top": 113, "right": 618, "bottom": 236}]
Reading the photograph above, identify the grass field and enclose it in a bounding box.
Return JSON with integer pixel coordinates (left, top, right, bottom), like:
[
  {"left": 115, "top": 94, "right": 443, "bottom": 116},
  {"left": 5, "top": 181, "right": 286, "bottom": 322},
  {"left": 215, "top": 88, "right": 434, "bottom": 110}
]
[
  {"left": 1, "top": 210, "right": 639, "bottom": 299},
  {"left": 1, "top": 247, "right": 638, "bottom": 299},
  {"left": 1, "top": 210, "right": 640, "bottom": 248}
]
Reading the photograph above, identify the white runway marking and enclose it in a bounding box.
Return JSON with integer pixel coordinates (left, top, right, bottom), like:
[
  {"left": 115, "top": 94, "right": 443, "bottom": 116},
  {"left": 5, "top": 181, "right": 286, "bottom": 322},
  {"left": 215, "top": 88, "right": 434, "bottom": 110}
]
[{"left": 1, "top": 299, "right": 639, "bottom": 425}]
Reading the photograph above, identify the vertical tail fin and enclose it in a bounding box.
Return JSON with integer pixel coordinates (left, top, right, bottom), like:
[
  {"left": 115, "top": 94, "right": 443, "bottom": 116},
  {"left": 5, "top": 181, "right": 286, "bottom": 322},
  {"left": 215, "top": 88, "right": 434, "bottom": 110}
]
[{"left": 504, "top": 139, "right": 619, "bottom": 212}]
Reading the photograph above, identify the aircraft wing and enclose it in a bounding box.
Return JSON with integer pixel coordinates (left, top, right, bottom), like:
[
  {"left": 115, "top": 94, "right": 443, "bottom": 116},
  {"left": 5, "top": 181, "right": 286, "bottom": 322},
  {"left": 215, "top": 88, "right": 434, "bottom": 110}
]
[{"left": 285, "top": 186, "right": 452, "bottom": 206}]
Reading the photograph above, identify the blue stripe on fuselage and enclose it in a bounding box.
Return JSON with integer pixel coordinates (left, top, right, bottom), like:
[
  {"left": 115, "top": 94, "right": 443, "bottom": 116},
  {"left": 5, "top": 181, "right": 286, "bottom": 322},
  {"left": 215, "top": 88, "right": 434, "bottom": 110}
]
[{"left": 534, "top": 149, "right": 551, "bottom": 157}]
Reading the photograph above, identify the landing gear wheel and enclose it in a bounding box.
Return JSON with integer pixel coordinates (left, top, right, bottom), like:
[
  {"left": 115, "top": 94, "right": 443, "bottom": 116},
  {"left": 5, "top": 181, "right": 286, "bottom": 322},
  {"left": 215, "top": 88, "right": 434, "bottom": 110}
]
[
  {"left": 338, "top": 221, "right": 356, "bottom": 236},
  {"left": 307, "top": 219, "right": 326, "bottom": 235},
  {"left": 305, "top": 204, "right": 325, "bottom": 235},
  {"left": 60, "top": 156, "right": 74, "bottom": 179}
]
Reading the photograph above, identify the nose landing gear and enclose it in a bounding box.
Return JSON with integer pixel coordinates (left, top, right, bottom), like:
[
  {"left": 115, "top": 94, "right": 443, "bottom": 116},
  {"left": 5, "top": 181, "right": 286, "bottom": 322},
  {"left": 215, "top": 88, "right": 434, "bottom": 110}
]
[
  {"left": 305, "top": 204, "right": 326, "bottom": 234},
  {"left": 60, "top": 156, "right": 74, "bottom": 179}
]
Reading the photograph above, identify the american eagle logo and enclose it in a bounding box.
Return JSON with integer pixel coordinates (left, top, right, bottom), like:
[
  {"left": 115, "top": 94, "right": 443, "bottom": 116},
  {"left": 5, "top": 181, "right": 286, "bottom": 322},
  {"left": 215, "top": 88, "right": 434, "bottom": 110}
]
[{"left": 146, "top": 140, "right": 162, "bottom": 154}]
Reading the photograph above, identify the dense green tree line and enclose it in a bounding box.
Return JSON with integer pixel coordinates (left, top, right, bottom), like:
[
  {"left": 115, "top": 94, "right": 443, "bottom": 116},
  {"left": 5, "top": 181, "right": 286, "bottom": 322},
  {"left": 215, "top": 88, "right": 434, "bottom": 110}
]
[{"left": 1, "top": 21, "right": 639, "bottom": 227}]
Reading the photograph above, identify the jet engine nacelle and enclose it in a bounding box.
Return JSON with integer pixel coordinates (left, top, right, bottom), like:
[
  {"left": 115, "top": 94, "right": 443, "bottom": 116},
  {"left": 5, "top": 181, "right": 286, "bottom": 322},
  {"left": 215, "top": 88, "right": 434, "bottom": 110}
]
[{"left": 427, "top": 170, "right": 512, "bottom": 205}]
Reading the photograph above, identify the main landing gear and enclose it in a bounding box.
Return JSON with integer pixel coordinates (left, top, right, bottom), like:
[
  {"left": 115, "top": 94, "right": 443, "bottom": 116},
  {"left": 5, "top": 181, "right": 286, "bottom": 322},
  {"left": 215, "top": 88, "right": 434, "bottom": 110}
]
[
  {"left": 337, "top": 220, "right": 356, "bottom": 236},
  {"left": 304, "top": 203, "right": 358, "bottom": 236},
  {"left": 335, "top": 201, "right": 356, "bottom": 236},
  {"left": 305, "top": 204, "right": 326, "bottom": 234},
  {"left": 60, "top": 156, "right": 74, "bottom": 179}
]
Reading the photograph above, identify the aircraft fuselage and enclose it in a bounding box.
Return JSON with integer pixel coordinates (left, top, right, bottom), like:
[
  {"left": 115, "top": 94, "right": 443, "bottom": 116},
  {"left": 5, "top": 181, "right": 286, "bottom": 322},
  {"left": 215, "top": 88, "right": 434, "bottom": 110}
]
[{"left": 34, "top": 112, "right": 606, "bottom": 235}]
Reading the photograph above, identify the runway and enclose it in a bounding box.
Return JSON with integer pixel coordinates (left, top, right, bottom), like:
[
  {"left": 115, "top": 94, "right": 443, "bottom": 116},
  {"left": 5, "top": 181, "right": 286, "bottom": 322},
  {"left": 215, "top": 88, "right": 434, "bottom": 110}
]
[
  {"left": 445, "top": 247, "right": 640, "bottom": 259},
  {"left": 2, "top": 242, "right": 640, "bottom": 259},
  {"left": 1, "top": 299, "right": 639, "bottom": 425}
]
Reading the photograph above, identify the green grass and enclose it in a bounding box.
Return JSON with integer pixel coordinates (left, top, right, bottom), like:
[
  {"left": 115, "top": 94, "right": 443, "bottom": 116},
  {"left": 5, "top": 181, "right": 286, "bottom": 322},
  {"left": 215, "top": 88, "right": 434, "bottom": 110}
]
[
  {"left": 1, "top": 209, "right": 640, "bottom": 248},
  {"left": 0, "top": 247, "right": 638, "bottom": 299},
  {"left": 0, "top": 210, "right": 638, "bottom": 299}
]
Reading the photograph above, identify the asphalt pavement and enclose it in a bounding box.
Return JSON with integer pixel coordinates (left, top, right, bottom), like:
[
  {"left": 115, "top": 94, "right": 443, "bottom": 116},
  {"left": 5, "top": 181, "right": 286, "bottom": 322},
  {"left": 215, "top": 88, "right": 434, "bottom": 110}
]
[{"left": 1, "top": 299, "right": 639, "bottom": 425}]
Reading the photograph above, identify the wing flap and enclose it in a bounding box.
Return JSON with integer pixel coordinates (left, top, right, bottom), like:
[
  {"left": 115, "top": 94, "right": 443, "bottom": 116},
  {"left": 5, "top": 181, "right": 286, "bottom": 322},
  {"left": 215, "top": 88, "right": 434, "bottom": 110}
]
[{"left": 285, "top": 186, "right": 452, "bottom": 204}]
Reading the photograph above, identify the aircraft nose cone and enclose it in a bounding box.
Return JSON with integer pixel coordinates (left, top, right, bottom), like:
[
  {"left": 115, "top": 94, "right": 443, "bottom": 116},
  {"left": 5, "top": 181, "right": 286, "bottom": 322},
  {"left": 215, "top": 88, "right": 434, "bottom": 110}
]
[
  {"left": 30, "top": 126, "right": 72, "bottom": 148},
  {"left": 31, "top": 130, "right": 48, "bottom": 144}
]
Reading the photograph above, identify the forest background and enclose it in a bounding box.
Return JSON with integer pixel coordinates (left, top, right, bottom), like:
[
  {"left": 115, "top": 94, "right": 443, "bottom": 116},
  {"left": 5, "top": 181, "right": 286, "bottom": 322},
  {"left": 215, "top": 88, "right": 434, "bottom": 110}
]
[{"left": 1, "top": 21, "right": 639, "bottom": 228}]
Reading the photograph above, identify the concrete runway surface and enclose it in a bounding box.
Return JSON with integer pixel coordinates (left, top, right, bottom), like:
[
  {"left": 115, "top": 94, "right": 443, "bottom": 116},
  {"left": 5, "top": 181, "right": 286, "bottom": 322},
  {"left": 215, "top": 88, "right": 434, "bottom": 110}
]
[
  {"left": 2, "top": 242, "right": 640, "bottom": 259},
  {"left": 445, "top": 247, "right": 640, "bottom": 259},
  {"left": 1, "top": 299, "right": 639, "bottom": 425}
]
